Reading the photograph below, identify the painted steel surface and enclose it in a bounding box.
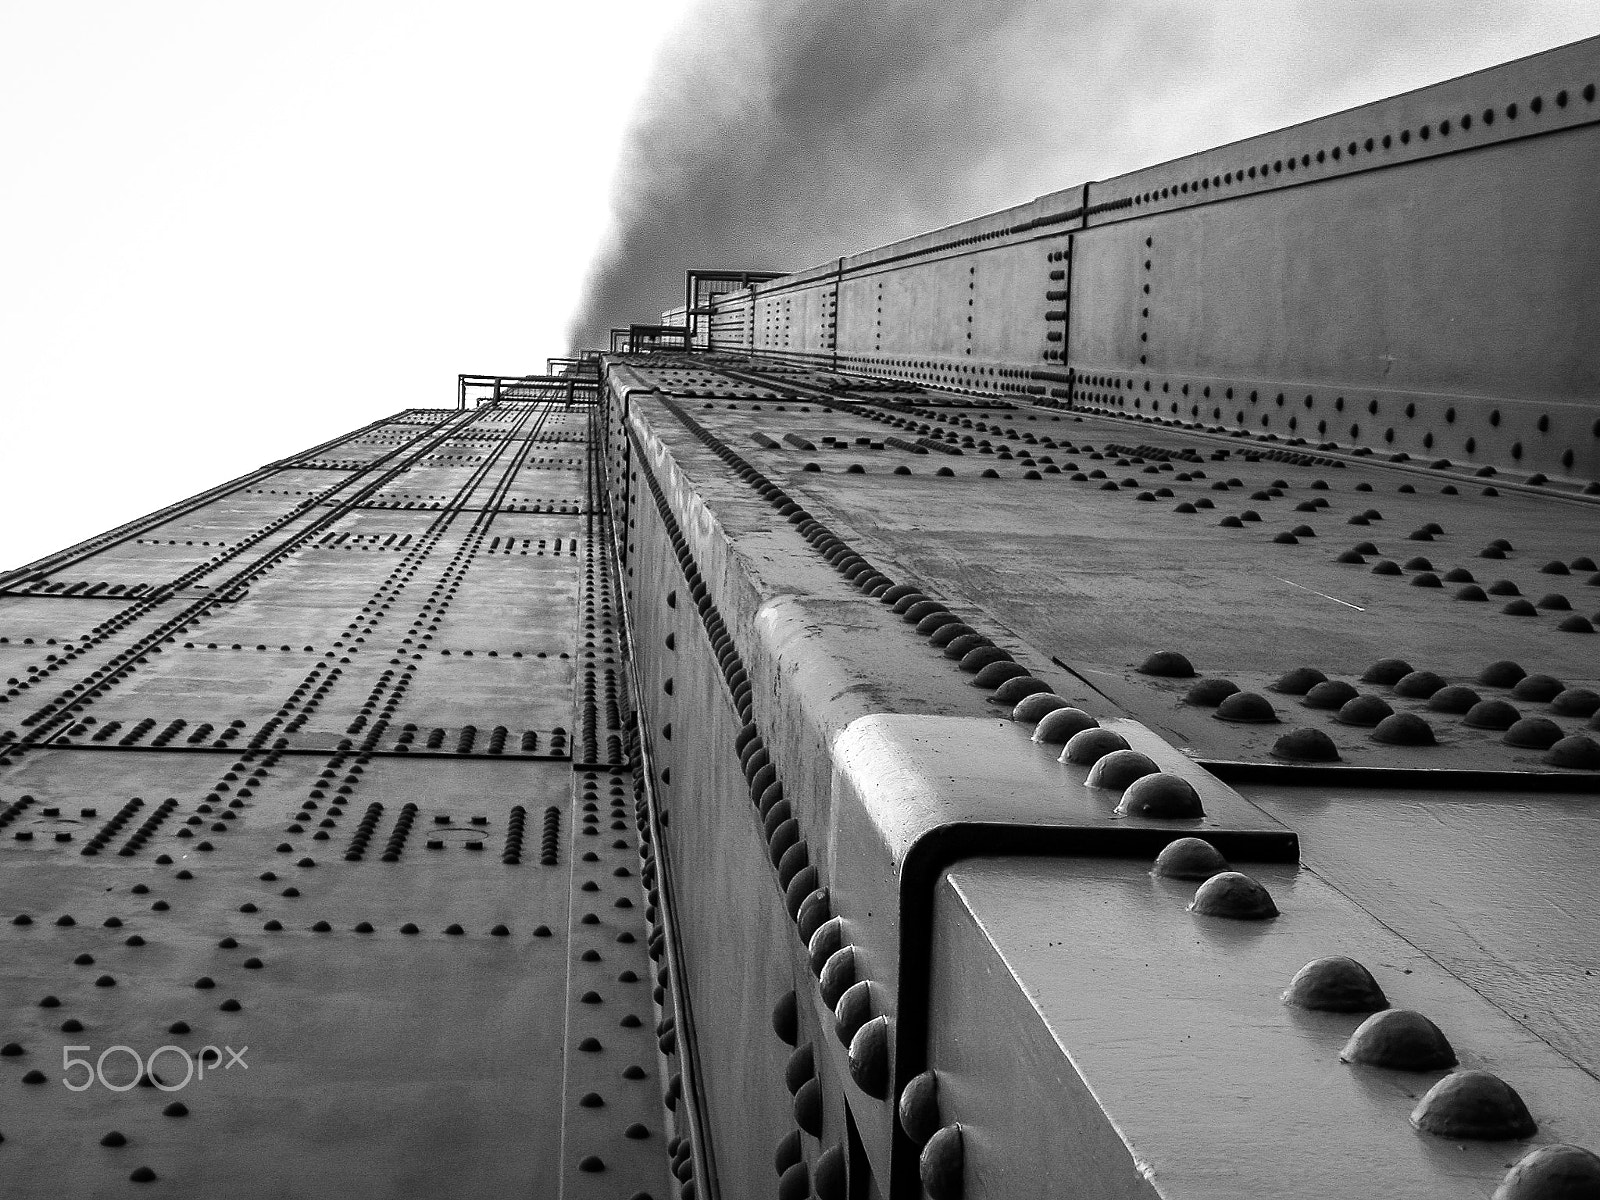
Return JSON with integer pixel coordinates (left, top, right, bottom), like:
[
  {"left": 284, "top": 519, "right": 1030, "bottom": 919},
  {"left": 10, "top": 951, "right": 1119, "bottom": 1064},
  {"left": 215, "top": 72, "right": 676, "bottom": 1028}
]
[
  {"left": 4, "top": 35, "right": 1599, "bottom": 1200},
  {"left": 701, "top": 37, "right": 1600, "bottom": 482},
  {"left": 0, "top": 395, "right": 681, "bottom": 1197},
  {"left": 604, "top": 352, "right": 1598, "bottom": 1200}
]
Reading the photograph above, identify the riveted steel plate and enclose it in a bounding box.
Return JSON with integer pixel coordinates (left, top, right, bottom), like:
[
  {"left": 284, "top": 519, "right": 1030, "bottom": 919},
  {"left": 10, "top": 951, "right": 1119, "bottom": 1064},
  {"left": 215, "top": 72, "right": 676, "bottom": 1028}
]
[
  {"left": 929, "top": 855, "right": 1600, "bottom": 1200},
  {"left": 0, "top": 395, "right": 674, "bottom": 1197}
]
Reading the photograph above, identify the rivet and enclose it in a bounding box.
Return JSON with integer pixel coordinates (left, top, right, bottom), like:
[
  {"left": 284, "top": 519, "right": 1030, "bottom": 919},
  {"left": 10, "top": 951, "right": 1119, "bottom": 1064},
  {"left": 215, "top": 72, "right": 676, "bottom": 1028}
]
[
  {"left": 1478, "top": 660, "right": 1526, "bottom": 688},
  {"left": 819, "top": 945, "right": 857, "bottom": 1008},
  {"left": 1504, "top": 718, "right": 1563, "bottom": 750},
  {"left": 1214, "top": 691, "right": 1278, "bottom": 723},
  {"left": 1393, "top": 670, "right": 1445, "bottom": 698},
  {"left": 1178, "top": 678, "right": 1240, "bottom": 708},
  {"left": 899, "top": 1070, "right": 941, "bottom": 1145},
  {"left": 1545, "top": 735, "right": 1600, "bottom": 770},
  {"left": 1032, "top": 707, "right": 1097, "bottom": 744},
  {"left": 928, "top": 622, "right": 975, "bottom": 647},
  {"left": 1152, "top": 837, "right": 1228, "bottom": 879},
  {"left": 1061, "top": 726, "right": 1128, "bottom": 764},
  {"left": 1336, "top": 694, "right": 1393, "bottom": 726},
  {"left": 793, "top": 889, "right": 832, "bottom": 947},
  {"left": 991, "top": 674, "right": 1049, "bottom": 704},
  {"left": 793, "top": 1077, "right": 823, "bottom": 1136},
  {"left": 1510, "top": 674, "right": 1565, "bottom": 702},
  {"left": 1084, "top": 749, "right": 1159, "bottom": 790},
  {"left": 785, "top": 868, "right": 820, "bottom": 921},
  {"left": 834, "top": 980, "right": 874, "bottom": 1045},
  {"left": 1271, "top": 727, "right": 1340, "bottom": 760},
  {"left": 1426, "top": 685, "right": 1480, "bottom": 714},
  {"left": 1271, "top": 667, "right": 1326, "bottom": 694},
  {"left": 1137, "top": 650, "right": 1195, "bottom": 677},
  {"left": 1360, "top": 658, "right": 1412, "bottom": 685},
  {"left": 1341, "top": 1009, "right": 1455, "bottom": 1069},
  {"left": 1411, "top": 1070, "right": 1536, "bottom": 1139},
  {"left": 848, "top": 1015, "right": 890, "bottom": 1097},
  {"left": 1189, "top": 872, "right": 1278, "bottom": 919},
  {"left": 1493, "top": 1144, "right": 1600, "bottom": 1200},
  {"left": 1117, "top": 772, "right": 1203, "bottom": 818},
  {"left": 777, "top": 842, "right": 810, "bottom": 889},
  {"left": 920, "top": 1124, "right": 965, "bottom": 1200},
  {"left": 767, "top": 818, "right": 800, "bottom": 867},
  {"left": 814, "top": 1144, "right": 847, "bottom": 1200},
  {"left": 958, "top": 646, "right": 1012, "bottom": 675},
  {"left": 784, "top": 1043, "right": 815, "bottom": 1095},
  {"left": 778, "top": 1162, "right": 809, "bottom": 1200},
  {"left": 1372, "top": 712, "right": 1435, "bottom": 745},
  {"left": 1464, "top": 699, "right": 1520, "bottom": 730},
  {"left": 1283, "top": 956, "right": 1388, "bottom": 1012},
  {"left": 808, "top": 917, "right": 844, "bottom": 976}
]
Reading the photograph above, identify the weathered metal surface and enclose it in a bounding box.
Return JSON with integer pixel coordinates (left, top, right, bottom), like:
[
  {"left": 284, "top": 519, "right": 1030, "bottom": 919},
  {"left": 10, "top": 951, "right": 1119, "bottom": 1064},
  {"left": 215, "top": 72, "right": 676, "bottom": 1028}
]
[
  {"left": 930, "top": 856, "right": 1600, "bottom": 1199},
  {"left": 702, "top": 37, "right": 1600, "bottom": 481},
  {"left": 7, "top": 33, "right": 1600, "bottom": 1200},
  {"left": 0, "top": 394, "right": 677, "bottom": 1197},
  {"left": 603, "top": 349, "right": 1597, "bottom": 1200}
]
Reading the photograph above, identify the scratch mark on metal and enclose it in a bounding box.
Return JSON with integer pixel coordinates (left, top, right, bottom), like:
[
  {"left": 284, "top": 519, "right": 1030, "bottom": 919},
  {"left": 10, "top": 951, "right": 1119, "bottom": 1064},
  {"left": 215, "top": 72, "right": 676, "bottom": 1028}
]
[{"left": 1273, "top": 577, "right": 1366, "bottom": 611}]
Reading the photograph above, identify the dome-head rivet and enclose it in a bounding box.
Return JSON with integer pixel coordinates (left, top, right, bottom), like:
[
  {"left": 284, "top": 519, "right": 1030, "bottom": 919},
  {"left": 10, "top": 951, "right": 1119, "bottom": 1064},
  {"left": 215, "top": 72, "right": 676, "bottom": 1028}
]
[
  {"left": 1152, "top": 837, "right": 1227, "bottom": 880},
  {"left": 1340, "top": 1009, "right": 1455, "bottom": 1069},
  {"left": 899, "top": 1069, "right": 941, "bottom": 1145},
  {"left": 920, "top": 1124, "right": 965, "bottom": 1200},
  {"left": 847, "top": 1015, "right": 890, "bottom": 1098},
  {"left": 1283, "top": 956, "right": 1388, "bottom": 1012},
  {"left": 1493, "top": 1144, "right": 1600, "bottom": 1200},
  {"left": 1189, "top": 871, "right": 1278, "bottom": 920},
  {"left": 1411, "top": 1070, "right": 1536, "bottom": 1140}
]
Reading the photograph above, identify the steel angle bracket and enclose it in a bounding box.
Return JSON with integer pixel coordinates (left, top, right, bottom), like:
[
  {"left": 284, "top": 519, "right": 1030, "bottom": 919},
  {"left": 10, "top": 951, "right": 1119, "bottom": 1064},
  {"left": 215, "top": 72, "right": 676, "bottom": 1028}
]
[{"left": 817, "top": 711, "right": 1297, "bottom": 1196}]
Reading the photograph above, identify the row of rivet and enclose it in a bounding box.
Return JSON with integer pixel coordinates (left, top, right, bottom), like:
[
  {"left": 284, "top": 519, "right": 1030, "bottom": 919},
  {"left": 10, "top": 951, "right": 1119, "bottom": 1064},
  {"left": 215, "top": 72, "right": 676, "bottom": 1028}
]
[
  {"left": 768, "top": 990, "right": 854, "bottom": 1200},
  {"left": 892, "top": 828, "right": 1586, "bottom": 1198},
  {"left": 655, "top": 399, "right": 1058, "bottom": 714},
  {"left": 1138, "top": 650, "right": 1600, "bottom": 766},
  {"left": 13, "top": 406, "right": 488, "bottom": 742},
  {"left": 623, "top": 421, "right": 892, "bottom": 1191},
  {"left": 630, "top": 764, "right": 695, "bottom": 1197}
]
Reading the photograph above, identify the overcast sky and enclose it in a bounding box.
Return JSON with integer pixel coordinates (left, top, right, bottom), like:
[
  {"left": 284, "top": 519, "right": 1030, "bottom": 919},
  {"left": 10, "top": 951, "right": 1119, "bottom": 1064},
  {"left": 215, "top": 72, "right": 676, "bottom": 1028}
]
[
  {"left": 0, "top": 1, "right": 693, "bottom": 570},
  {"left": 2, "top": 3, "right": 1595, "bottom": 571}
]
